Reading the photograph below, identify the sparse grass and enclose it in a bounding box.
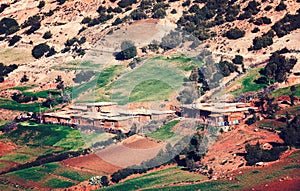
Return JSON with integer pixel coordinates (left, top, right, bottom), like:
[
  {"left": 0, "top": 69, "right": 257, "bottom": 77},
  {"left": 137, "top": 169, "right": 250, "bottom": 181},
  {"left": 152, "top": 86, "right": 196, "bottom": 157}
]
[
  {"left": 52, "top": 60, "right": 101, "bottom": 70},
  {"left": 229, "top": 68, "right": 267, "bottom": 96},
  {"left": 257, "top": 120, "right": 285, "bottom": 131},
  {"left": 0, "top": 48, "right": 34, "bottom": 65},
  {"left": 100, "top": 166, "right": 207, "bottom": 191},
  {"left": 147, "top": 120, "right": 180, "bottom": 141},
  {"left": 283, "top": 164, "right": 300, "bottom": 170},
  {"left": 81, "top": 131, "right": 114, "bottom": 147},
  {"left": 9, "top": 85, "right": 35, "bottom": 91},
  {"left": 45, "top": 178, "right": 75, "bottom": 188},
  {"left": 271, "top": 84, "right": 300, "bottom": 98}
]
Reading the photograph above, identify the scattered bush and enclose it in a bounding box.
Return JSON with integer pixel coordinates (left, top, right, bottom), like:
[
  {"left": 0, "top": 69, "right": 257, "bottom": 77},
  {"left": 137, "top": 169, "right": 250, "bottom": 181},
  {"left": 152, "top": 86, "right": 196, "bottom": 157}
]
[
  {"left": 117, "top": 0, "right": 137, "bottom": 8},
  {"left": 32, "top": 43, "right": 50, "bottom": 59},
  {"left": 42, "top": 31, "right": 52, "bottom": 39},
  {"left": 0, "top": 17, "right": 19, "bottom": 35},
  {"left": 225, "top": 27, "right": 245, "bottom": 39},
  {"left": 116, "top": 40, "right": 137, "bottom": 60},
  {"left": 130, "top": 10, "right": 147, "bottom": 20},
  {"left": 38, "top": 1, "right": 45, "bottom": 9},
  {"left": 8, "top": 35, "right": 21, "bottom": 46},
  {"left": 232, "top": 55, "right": 243, "bottom": 65},
  {"left": 275, "top": 1, "right": 286, "bottom": 12}
]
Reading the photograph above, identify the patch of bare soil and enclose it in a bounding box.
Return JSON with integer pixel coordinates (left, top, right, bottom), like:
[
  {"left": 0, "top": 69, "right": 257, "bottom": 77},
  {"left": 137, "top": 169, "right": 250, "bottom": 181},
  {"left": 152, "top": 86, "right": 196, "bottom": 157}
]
[
  {"left": 61, "top": 154, "right": 121, "bottom": 174},
  {"left": 202, "top": 123, "right": 284, "bottom": 177},
  {"left": 122, "top": 135, "right": 161, "bottom": 149},
  {"left": 0, "top": 141, "right": 17, "bottom": 156},
  {"left": 95, "top": 139, "right": 164, "bottom": 169}
]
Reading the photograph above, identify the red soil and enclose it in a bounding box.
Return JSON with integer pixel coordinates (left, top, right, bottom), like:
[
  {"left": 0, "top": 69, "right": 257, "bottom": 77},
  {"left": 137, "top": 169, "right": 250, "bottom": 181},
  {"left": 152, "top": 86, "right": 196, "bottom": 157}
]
[
  {"left": 0, "top": 141, "right": 16, "bottom": 156},
  {"left": 61, "top": 154, "right": 121, "bottom": 174}
]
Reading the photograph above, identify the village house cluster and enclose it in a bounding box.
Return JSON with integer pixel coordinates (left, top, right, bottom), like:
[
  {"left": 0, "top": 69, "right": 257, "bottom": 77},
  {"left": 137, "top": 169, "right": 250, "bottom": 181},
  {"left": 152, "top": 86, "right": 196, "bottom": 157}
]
[
  {"left": 42, "top": 102, "right": 176, "bottom": 133},
  {"left": 179, "top": 102, "right": 258, "bottom": 127},
  {"left": 42, "top": 101, "right": 259, "bottom": 133}
]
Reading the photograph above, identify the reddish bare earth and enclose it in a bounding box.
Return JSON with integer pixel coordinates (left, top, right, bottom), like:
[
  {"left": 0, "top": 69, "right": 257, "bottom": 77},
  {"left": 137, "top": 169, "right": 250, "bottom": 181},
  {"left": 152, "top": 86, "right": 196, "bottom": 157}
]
[
  {"left": 96, "top": 136, "right": 164, "bottom": 168},
  {"left": 202, "top": 123, "right": 284, "bottom": 177},
  {"left": 0, "top": 141, "right": 16, "bottom": 156},
  {"left": 61, "top": 154, "right": 121, "bottom": 174}
]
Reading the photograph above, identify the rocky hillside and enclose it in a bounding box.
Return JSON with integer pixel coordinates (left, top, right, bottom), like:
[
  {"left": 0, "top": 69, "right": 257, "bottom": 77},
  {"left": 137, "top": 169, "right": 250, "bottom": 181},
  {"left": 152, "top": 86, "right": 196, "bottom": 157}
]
[{"left": 0, "top": 0, "right": 299, "bottom": 90}]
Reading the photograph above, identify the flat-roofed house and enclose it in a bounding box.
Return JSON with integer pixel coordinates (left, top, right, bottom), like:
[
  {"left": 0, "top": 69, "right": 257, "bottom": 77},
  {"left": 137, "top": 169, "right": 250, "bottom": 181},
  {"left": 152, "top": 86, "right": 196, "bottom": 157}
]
[
  {"left": 86, "top": 102, "right": 117, "bottom": 113},
  {"left": 181, "top": 102, "right": 258, "bottom": 126}
]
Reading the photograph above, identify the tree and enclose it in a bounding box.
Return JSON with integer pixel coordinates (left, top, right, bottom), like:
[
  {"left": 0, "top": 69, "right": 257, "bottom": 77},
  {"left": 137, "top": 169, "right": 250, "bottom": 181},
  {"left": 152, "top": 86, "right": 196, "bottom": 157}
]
[
  {"left": 0, "top": 17, "right": 19, "bottom": 35},
  {"left": 38, "top": 1, "right": 45, "bottom": 9},
  {"left": 8, "top": 35, "right": 21, "bottom": 46},
  {"left": 290, "top": 85, "right": 296, "bottom": 106},
  {"left": 101, "top": 176, "right": 109, "bottom": 187},
  {"left": 42, "top": 31, "right": 52, "bottom": 39},
  {"left": 232, "top": 55, "right": 243, "bottom": 65},
  {"left": 116, "top": 41, "right": 137, "bottom": 60},
  {"left": 32, "top": 43, "right": 50, "bottom": 59},
  {"left": 280, "top": 115, "right": 300, "bottom": 147},
  {"left": 225, "top": 27, "right": 245, "bottom": 39},
  {"left": 20, "top": 74, "right": 29, "bottom": 83}
]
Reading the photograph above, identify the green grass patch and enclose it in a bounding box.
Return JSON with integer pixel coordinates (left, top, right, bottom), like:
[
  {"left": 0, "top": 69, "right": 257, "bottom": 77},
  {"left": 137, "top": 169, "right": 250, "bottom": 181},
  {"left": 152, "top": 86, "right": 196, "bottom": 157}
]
[
  {"left": 141, "top": 181, "right": 230, "bottom": 191},
  {"left": 8, "top": 167, "right": 47, "bottom": 182},
  {"left": 154, "top": 54, "right": 202, "bottom": 71},
  {"left": 45, "top": 178, "right": 75, "bottom": 188},
  {"left": 0, "top": 153, "right": 32, "bottom": 164},
  {"left": 271, "top": 84, "right": 300, "bottom": 98},
  {"left": 258, "top": 120, "right": 285, "bottom": 131},
  {"left": 110, "top": 59, "right": 184, "bottom": 104},
  {"left": 230, "top": 69, "right": 267, "bottom": 96},
  {"left": 8, "top": 85, "right": 35, "bottom": 91},
  {"left": 146, "top": 120, "right": 180, "bottom": 141},
  {"left": 97, "top": 65, "right": 123, "bottom": 88},
  {"left": 100, "top": 166, "right": 206, "bottom": 191},
  {"left": 4, "top": 122, "right": 85, "bottom": 150},
  {"left": 129, "top": 80, "right": 174, "bottom": 102},
  {"left": 57, "top": 170, "right": 95, "bottom": 182},
  {"left": 22, "top": 89, "right": 60, "bottom": 98},
  {"left": 0, "top": 98, "right": 48, "bottom": 112}
]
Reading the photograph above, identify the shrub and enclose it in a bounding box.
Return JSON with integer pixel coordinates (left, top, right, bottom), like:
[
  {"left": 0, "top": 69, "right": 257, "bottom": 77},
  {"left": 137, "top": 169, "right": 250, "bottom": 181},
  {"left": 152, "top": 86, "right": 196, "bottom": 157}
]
[
  {"left": 42, "top": 31, "right": 52, "bottom": 39},
  {"left": 0, "top": 17, "right": 19, "bottom": 35},
  {"left": 117, "top": 0, "right": 137, "bottom": 8},
  {"left": 251, "top": 27, "right": 260, "bottom": 33},
  {"left": 251, "top": 34, "right": 273, "bottom": 50},
  {"left": 116, "top": 41, "right": 137, "bottom": 60},
  {"left": 130, "top": 10, "right": 147, "bottom": 20},
  {"left": 232, "top": 55, "right": 243, "bottom": 65},
  {"left": 38, "top": 1, "right": 45, "bottom": 9},
  {"left": 225, "top": 27, "right": 245, "bottom": 39},
  {"left": 0, "top": 4, "right": 9, "bottom": 14},
  {"left": 152, "top": 8, "right": 166, "bottom": 19},
  {"left": 81, "top": 17, "right": 91, "bottom": 24},
  {"left": 56, "top": 0, "right": 66, "bottom": 5},
  {"left": 275, "top": 1, "right": 286, "bottom": 12},
  {"left": 32, "top": 43, "right": 50, "bottom": 59},
  {"left": 8, "top": 35, "right": 21, "bottom": 46}
]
